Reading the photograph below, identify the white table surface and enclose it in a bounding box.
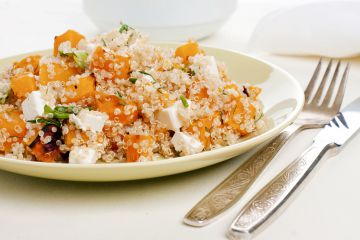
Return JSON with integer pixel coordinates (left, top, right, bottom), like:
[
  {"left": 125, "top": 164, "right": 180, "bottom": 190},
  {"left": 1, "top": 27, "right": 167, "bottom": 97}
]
[{"left": 1, "top": 0, "right": 360, "bottom": 239}]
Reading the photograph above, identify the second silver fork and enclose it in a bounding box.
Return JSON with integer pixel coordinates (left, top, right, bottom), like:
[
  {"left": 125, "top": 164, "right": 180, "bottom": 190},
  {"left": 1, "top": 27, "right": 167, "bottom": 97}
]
[{"left": 184, "top": 58, "right": 349, "bottom": 227}]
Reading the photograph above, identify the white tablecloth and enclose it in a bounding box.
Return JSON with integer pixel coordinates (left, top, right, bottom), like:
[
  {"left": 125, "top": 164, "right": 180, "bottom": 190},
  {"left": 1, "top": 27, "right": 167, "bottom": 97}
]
[{"left": 1, "top": 0, "right": 359, "bottom": 239}]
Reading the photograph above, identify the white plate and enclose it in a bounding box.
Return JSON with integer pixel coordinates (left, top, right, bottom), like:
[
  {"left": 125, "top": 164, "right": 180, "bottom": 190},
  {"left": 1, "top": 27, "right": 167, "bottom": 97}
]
[{"left": 0, "top": 44, "right": 304, "bottom": 181}]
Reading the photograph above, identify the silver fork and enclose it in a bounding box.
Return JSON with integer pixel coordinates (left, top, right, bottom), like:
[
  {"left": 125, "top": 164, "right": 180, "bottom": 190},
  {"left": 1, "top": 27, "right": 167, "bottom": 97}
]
[{"left": 184, "top": 59, "right": 349, "bottom": 227}]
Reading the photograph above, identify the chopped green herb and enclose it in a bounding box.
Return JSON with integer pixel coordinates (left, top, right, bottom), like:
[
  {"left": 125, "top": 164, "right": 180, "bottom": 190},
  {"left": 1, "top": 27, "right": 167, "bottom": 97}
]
[
  {"left": 255, "top": 112, "right": 264, "bottom": 123},
  {"left": 129, "top": 78, "right": 137, "bottom": 84},
  {"left": 73, "top": 52, "right": 88, "bottom": 69},
  {"left": 180, "top": 95, "right": 189, "bottom": 108},
  {"left": 58, "top": 50, "right": 88, "bottom": 69},
  {"left": 188, "top": 69, "right": 195, "bottom": 76},
  {"left": 119, "top": 24, "right": 129, "bottom": 33},
  {"left": 0, "top": 93, "right": 9, "bottom": 104},
  {"left": 126, "top": 32, "right": 135, "bottom": 46},
  {"left": 44, "top": 105, "right": 75, "bottom": 119},
  {"left": 157, "top": 88, "right": 165, "bottom": 94},
  {"left": 139, "top": 71, "right": 156, "bottom": 82},
  {"left": 58, "top": 50, "right": 72, "bottom": 57},
  {"left": 116, "top": 91, "right": 123, "bottom": 98},
  {"left": 101, "top": 38, "right": 107, "bottom": 47},
  {"left": 115, "top": 91, "right": 126, "bottom": 106},
  {"left": 27, "top": 118, "right": 61, "bottom": 127},
  {"left": 181, "top": 67, "right": 195, "bottom": 76},
  {"left": 54, "top": 105, "right": 76, "bottom": 113}
]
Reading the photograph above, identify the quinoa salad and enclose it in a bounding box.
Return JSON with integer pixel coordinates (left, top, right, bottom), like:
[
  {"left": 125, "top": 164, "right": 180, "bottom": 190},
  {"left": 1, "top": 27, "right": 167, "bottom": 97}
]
[{"left": 0, "top": 24, "right": 263, "bottom": 164}]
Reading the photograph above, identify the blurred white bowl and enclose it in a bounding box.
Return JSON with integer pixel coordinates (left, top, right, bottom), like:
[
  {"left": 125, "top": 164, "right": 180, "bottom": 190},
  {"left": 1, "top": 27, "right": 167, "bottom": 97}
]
[{"left": 83, "top": 0, "right": 237, "bottom": 41}]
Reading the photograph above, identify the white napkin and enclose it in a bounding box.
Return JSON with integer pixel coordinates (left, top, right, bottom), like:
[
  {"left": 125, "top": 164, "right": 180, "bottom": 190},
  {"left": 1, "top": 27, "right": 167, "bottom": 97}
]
[{"left": 249, "top": 1, "right": 360, "bottom": 58}]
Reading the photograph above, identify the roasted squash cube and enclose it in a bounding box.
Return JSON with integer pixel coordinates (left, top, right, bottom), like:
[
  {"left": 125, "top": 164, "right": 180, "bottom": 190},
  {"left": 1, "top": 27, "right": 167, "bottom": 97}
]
[
  {"left": 224, "top": 100, "right": 256, "bottom": 136},
  {"left": 175, "top": 41, "right": 201, "bottom": 64},
  {"left": 95, "top": 92, "right": 138, "bottom": 124},
  {"left": 184, "top": 112, "right": 220, "bottom": 149},
  {"left": 10, "top": 73, "right": 38, "bottom": 99},
  {"left": 0, "top": 110, "right": 27, "bottom": 138},
  {"left": 63, "top": 75, "right": 96, "bottom": 103},
  {"left": 13, "top": 55, "right": 41, "bottom": 75},
  {"left": 54, "top": 30, "right": 85, "bottom": 56},
  {"left": 90, "top": 47, "right": 130, "bottom": 81},
  {"left": 39, "top": 61, "right": 80, "bottom": 85},
  {"left": 124, "top": 134, "right": 153, "bottom": 162},
  {"left": 64, "top": 128, "right": 104, "bottom": 148}
]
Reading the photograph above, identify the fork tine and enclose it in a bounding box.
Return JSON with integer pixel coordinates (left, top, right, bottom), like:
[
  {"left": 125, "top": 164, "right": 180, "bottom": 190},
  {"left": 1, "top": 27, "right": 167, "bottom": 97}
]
[
  {"left": 322, "top": 61, "right": 341, "bottom": 107},
  {"left": 332, "top": 63, "right": 350, "bottom": 112},
  {"left": 312, "top": 59, "right": 333, "bottom": 104},
  {"left": 304, "top": 58, "right": 322, "bottom": 102}
]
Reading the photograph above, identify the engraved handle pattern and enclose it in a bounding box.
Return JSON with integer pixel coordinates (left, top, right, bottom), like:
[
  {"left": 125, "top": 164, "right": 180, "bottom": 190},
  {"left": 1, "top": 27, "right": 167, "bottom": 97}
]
[
  {"left": 184, "top": 124, "right": 301, "bottom": 226},
  {"left": 229, "top": 143, "right": 330, "bottom": 238}
]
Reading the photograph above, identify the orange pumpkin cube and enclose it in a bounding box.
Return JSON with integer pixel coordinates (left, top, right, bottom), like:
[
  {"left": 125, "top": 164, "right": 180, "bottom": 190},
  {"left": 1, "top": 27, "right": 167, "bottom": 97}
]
[
  {"left": 39, "top": 61, "right": 80, "bottom": 85},
  {"left": 224, "top": 100, "right": 256, "bottom": 136},
  {"left": 0, "top": 137, "right": 23, "bottom": 153},
  {"left": 63, "top": 75, "right": 96, "bottom": 103},
  {"left": 10, "top": 73, "right": 38, "bottom": 99},
  {"left": 0, "top": 110, "right": 27, "bottom": 138},
  {"left": 64, "top": 128, "right": 104, "bottom": 148},
  {"left": 53, "top": 30, "right": 85, "bottom": 56},
  {"left": 13, "top": 55, "right": 41, "bottom": 75},
  {"left": 248, "top": 86, "right": 262, "bottom": 100},
  {"left": 175, "top": 41, "right": 202, "bottom": 64},
  {"left": 185, "top": 112, "right": 220, "bottom": 149},
  {"left": 90, "top": 46, "right": 130, "bottom": 81},
  {"left": 187, "top": 81, "right": 209, "bottom": 101},
  {"left": 95, "top": 92, "right": 138, "bottom": 124},
  {"left": 124, "top": 134, "right": 153, "bottom": 162}
]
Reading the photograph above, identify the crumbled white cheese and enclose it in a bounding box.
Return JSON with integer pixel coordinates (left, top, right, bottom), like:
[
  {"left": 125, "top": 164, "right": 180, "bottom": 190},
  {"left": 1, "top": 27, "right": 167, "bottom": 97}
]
[
  {"left": 77, "top": 39, "right": 97, "bottom": 57},
  {"left": 189, "top": 55, "right": 223, "bottom": 90},
  {"left": 176, "top": 100, "right": 192, "bottom": 122},
  {"left": 171, "top": 132, "right": 203, "bottom": 155},
  {"left": 205, "top": 56, "right": 220, "bottom": 77},
  {"left": 157, "top": 100, "right": 192, "bottom": 131},
  {"left": 69, "top": 146, "right": 98, "bottom": 164},
  {"left": 21, "top": 91, "right": 47, "bottom": 121},
  {"left": 69, "top": 109, "right": 108, "bottom": 132},
  {"left": 0, "top": 79, "right": 10, "bottom": 103}
]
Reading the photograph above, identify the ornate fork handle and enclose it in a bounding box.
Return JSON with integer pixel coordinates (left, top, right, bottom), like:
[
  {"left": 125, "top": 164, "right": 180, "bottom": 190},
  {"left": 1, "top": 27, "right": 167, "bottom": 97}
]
[
  {"left": 184, "top": 123, "right": 302, "bottom": 227},
  {"left": 228, "top": 142, "right": 332, "bottom": 239}
]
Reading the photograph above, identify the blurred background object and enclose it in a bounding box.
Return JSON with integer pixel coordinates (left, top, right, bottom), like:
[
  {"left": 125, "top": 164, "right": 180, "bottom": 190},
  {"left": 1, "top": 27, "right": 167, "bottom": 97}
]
[
  {"left": 83, "top": 0, "right": 237, "bottom": 41},
  {"left": 249, "top": 1, "right": 360, "bottom": 58}
]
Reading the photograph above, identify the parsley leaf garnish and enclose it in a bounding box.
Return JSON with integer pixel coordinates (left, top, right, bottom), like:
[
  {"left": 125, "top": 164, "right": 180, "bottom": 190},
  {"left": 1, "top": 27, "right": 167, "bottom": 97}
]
[
  {"left": 27, "top": 118, "right": 61, "bottom": 127},
  {"left": 44, "top": 105, "right": 77, "bottom": 119},
  {"left": 119, "top": 24, "right": 129, "bottom": 33},
  {"left": 139, "top": 71, "right": 156, "bottom": 82},
  {"left": 129, "top": 78, "right": 137, "bottom": 84},
  {"left": 180, "top": 95, "right": 189, "bottom": 108},
  {"left": 58, "top": 51, "right": 88, "bottom": 69}
]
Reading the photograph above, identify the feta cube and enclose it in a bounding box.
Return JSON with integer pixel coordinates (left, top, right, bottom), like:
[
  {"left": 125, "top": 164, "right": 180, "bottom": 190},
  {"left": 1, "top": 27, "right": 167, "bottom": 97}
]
[
  {"left": 142, "top": 74, "right": 154, "bottom": 83},
  {"left": 21, "top": 91, "right": 47, "bottom": 121},
  {"left": 77, "top": 39, "right": 97, "bottom": 57},
  {"left": 190, "top": 55, "right": 222, "bottom": 90},
  {"left": 171, "top": 132, "right": 203, "bottom": 155},
  {"left": 69, "top": 109, "right": 108, "bottom": 132},
  {"left": 206, "top": 56, "right": 220, "bottom": 77},
  {"left": 0, "top": 79, "right": 10, "bottom": 103},
  {"left": 157, "top": 100, "right": 192, "bottom": 131},
  {"left": 69, "top": 146, "right": 98, "bottom": 164}
]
